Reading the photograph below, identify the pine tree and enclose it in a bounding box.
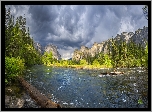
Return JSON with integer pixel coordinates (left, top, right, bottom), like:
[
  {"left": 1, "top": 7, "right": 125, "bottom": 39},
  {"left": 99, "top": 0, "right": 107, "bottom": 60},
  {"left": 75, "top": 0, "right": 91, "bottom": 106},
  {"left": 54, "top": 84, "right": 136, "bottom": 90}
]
[{"left": 5, "top": 8, "right": 42, "bottom": 66}]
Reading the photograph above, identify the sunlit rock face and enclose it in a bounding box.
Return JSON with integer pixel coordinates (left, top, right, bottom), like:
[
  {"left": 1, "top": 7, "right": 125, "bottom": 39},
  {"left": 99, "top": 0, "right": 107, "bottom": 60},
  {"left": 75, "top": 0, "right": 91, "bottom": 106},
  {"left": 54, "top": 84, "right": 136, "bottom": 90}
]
[
  {"left": 114, "top": 32, "right": 134, "bottom": 43},
  {"left": 33, "top": 42, "right": 61, "bottom": 60},
  {"left": 44, "top": 44, "right": 61, "bottom": 60},
  {"left": 72, "top": 49, "right": 81, "bottom": 61},
  {"left": 80, "top": 46, "right": 89, "bottom": 59},
  {"left": 89, "top": 42, "right": 98, "bottom": 57},
  {"left": 72, "top": 26, "right": 148, "bottom": 61}
]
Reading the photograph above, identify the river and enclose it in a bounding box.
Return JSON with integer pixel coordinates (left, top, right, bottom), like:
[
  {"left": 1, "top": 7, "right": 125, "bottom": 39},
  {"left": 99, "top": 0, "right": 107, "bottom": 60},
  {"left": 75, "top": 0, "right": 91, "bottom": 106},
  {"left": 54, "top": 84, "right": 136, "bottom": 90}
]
[{"left": 24, "top": 65, "right": 148, "bottom": 108}]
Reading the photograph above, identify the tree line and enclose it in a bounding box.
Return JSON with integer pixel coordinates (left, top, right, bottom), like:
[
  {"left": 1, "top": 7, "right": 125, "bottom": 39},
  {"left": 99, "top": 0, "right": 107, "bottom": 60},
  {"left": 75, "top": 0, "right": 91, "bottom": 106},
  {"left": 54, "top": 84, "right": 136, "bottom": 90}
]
[
  {"left": 5, "top": 8, "right": 42, "bottom": 85},
  {"left": 81, "top": 38, "right": 148, "bottom": 68},
  {"left": 42, "top": 37, "right": 148, "bottom": 69}
]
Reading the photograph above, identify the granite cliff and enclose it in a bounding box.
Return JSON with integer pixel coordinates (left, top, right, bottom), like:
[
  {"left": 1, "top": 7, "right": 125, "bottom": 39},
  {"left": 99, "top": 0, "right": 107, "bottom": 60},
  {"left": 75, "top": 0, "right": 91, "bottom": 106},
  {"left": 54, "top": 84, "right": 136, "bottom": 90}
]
[
  {"left": 34, "top": 43, "right": 61, "bottom": 60},
  {"left": 44, "top": 44, "right": 61, "bottom": 60},
  {"left": 72, "top": 26, "right": 148, "bottom": 61}
]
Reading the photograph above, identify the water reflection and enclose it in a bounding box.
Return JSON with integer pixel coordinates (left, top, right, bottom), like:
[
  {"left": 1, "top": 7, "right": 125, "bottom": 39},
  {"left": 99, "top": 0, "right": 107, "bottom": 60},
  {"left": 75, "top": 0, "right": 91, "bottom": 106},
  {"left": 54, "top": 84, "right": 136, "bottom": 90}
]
[{"left": 24, "top": 65, "right": 148, "bottom": 108}]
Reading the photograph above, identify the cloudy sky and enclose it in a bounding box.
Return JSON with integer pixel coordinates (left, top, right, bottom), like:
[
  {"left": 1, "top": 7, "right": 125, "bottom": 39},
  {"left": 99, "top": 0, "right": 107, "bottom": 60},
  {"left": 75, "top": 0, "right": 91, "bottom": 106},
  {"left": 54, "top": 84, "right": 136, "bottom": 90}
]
[{"left": 5, "top": 5, "right": 148, "bottom": 59}]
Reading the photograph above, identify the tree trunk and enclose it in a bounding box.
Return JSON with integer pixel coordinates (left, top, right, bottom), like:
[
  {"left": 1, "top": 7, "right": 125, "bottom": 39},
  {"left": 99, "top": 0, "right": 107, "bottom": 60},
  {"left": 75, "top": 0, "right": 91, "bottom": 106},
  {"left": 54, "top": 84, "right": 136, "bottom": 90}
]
[{"left": 17, "top": 76, "right": 61, "bottom": 108}]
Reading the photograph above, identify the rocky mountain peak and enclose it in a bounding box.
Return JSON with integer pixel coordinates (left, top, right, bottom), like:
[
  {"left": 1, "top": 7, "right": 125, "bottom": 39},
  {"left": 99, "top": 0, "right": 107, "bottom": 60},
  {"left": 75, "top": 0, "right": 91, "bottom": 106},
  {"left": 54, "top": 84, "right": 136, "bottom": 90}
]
[
  {"left": 129, "top": 26, "right": 148, "bottom": 47},
  {"left": 34, "top": 42, "right": 61, "bottom": 60},
  {"left": 44, "top": 43, "right": 61, "bottom": 60}
]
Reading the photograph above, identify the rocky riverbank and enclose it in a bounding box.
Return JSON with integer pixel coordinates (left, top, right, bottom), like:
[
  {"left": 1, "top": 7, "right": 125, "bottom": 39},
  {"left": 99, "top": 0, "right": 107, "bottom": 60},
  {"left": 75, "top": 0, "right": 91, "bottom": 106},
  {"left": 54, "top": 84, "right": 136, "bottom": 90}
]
[
  {"left": 5, "top": 84, "right": 40, "bottom": 108},
  {"left": 5, "top": 77, "right": 61, "bottom": 108},
  {"left": 5, "top": 93, "right": 40, "bottom": 108}
]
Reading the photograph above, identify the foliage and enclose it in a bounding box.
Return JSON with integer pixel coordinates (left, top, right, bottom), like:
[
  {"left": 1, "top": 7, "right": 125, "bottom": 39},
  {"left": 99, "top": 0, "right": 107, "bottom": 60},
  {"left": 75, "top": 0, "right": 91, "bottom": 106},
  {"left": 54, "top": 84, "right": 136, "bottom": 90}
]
[
  {"left": 143, "top": 42, "right": 148, "bottom": 68},
  {"left": 72, "top": 59, "right": 80, "bottom": 65},
  {"left": 62, "top": 60, "right": 68, "bottom": 66},
  {"left": 5, "top": 8, "right": 42, "bottom": 65},
  {"left": 105, "top": 37, "right": 148, "bottom": 68},
  {"left": 138, "top": 99, "right": 143, "bottom": 104},
  {"left": 5, "top": 8, "right": 42, "bottom": 84},
  {"left": 97, "top": 52, "right": 105, "bottom": 65},
  {"left": 42, "top": 52, "right": 53, "bottom": 66},
  {"left": 5, "top": 57, "right": 25, "bottom": 85},
  {"left": 103, "top": 54, "right": 112, "bottom": 68},
  {"left": 45, "top": 39, "right": 148, "bottom": 69},
  {"left": 92, "top": 59, "right": 100, "bottom": 67},
  {"left": 80, "top": 59, "right": 88, "bottom": 65},
  {"left": 69, "top": 37, "right": 148, "bottom": 69}
]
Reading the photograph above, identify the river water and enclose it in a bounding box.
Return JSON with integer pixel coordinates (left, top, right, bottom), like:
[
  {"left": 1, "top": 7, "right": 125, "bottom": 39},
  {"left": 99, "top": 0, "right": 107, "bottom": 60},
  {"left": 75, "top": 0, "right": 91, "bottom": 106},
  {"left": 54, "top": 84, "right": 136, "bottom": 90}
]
[{"left": 24, "top": 65, "right": 148, "bottom": 108}]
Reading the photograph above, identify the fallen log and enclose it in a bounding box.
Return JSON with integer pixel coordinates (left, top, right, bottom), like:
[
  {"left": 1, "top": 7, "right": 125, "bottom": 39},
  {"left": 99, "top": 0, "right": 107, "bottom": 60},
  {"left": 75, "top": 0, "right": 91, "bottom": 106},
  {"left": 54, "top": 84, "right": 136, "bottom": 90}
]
[
  {"left": 100, "top": 72, "right": 108, "bottom": 75},
  {"left": 17, "top": 76, "right": 61, "bottom": 108},
  {"left": 100, "top": 71, "right": 124, "bottom": 76}
]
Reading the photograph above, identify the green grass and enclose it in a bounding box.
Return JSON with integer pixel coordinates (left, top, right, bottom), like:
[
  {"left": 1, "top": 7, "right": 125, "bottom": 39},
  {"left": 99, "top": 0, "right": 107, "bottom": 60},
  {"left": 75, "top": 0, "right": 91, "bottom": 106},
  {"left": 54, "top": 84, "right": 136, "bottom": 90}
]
[{"left": 45, "top": 64, "right": 113, "bottom": 70}]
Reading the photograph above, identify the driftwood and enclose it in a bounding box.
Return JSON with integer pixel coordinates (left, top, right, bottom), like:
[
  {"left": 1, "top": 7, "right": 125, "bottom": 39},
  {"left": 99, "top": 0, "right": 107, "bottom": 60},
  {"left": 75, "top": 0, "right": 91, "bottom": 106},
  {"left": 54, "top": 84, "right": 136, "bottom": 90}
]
[
  {"left": 100, "top": 71, "right": 124, "bottom": 76},
  {"left": 109, "top": 71, "right": 124, "bottom": 75},
  {"left": 18, "top": 76, "right": 61, "bottom": 108}
]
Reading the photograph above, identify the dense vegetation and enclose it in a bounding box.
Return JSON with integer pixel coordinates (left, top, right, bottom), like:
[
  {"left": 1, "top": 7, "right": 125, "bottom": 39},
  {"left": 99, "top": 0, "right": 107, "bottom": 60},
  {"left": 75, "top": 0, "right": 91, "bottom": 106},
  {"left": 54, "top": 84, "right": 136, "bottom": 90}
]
[
  {"left": 5, "top": 8, "right": 42, "bottom": 85},
  {"left": 42, "top": 39, "right": 148, "bottom": 69},
  {"left": 5, "top": 7, "right": 148, "bottom": 85},
  {"left": 5, "top": 57, "right": 25, "bottom": 85}
]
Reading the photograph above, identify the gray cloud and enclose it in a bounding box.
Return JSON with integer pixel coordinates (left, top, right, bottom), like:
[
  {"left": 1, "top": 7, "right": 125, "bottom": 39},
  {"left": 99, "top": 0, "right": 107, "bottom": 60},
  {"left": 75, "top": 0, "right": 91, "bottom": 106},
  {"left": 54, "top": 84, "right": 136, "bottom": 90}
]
[{"left": 5, "top": 5, "right": 148, "bottom": 59}]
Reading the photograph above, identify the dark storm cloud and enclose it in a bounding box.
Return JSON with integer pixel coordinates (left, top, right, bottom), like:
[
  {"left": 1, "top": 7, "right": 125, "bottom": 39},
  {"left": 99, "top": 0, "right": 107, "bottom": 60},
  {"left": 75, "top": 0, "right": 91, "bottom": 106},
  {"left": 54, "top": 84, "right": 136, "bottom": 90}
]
[
  {"left": 27, "top": 5, "right": 88, "bottom": 47},
  {"left": 5, "top": 5, "right": 148, "bottom": 59},
  {"left": 29, "top": 5, "right": 56, "bottom": 22}
]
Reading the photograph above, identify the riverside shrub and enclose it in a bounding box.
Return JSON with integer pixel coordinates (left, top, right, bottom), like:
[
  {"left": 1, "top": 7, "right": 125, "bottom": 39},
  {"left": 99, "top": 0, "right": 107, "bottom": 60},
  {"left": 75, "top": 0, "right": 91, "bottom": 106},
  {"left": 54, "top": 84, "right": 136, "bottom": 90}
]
[{"left": 5, "top": 56, "right": 25, "bottom": 85}]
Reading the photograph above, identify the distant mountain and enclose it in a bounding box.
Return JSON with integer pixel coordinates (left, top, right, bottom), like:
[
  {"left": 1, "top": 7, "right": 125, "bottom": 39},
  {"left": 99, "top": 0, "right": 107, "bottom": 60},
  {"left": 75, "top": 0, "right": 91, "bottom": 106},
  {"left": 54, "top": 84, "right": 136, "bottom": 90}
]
[
  {"left": 44, "top": 43, "right": 61, "bottom": 60},
  {"left": 72, "top": 26, "right": 148, "bottom": 61},
  {"left": 34, "top": 42, "right": 61, "bottom": 60}
]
